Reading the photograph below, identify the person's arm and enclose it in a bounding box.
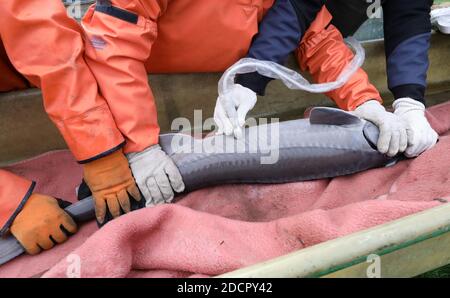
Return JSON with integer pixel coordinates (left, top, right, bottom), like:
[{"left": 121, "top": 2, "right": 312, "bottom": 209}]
[
  {"left": 0, "top": 170, "right": 34, "bottom": 237},
  {"left": 383, "top": 0, "right": 432, "bottom": 104},
  {"left": 298, "top": 6, "right": 410, "bottom": 157},
  {"left": 236, "top": 0, "right": 325, "bottom": 95},
  {"left": 0, "top": 0, "right": 124, "bottom": 163},
  {"left": 0, "top": 170, "right": 77, "bottom": 255},
  {"left": 296, "top": 6, "right": 382, "bottom": 111},
  {"left": 81, "top": 0, "right": 165, "bottom": 154},
  {"left": 81, "top": 0, "right": 184, "bottom": 205},
  {"left": 215, "top": 0, "right": 325, "bottom": 137},
  {"left": 384, "top": 0, "right": 438, "bottom": 157},
  {"left": 0, "top": 0, "right": 143, "bottom": 225},
  {"left": 0, "top": 0, "right": 104, "bottom": 249}
]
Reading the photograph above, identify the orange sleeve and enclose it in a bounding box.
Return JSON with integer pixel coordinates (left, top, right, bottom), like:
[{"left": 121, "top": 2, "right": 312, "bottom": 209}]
[
  {"left": 296, "top": 7, "right": 382, "bottom": 111},
  {"left": 0, "top": 170, "right": 34, "bottom": 236},
  {"left": 0, "top": 0, "right": 125, "bottom": 162},
  {"left": 81, "top": 0, "right": 169, "bottom": 154}
]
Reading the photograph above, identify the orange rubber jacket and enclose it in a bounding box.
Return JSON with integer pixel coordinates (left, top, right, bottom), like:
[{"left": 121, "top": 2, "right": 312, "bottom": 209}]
[
  {"left": 0, "top": 0, "right": 125, "bottom": 235},
  {"left": 297, "top": 6, "right": 382, "bottom": 111},
  {"left": 0, "top": 0, "right": 275, "bottom": 235},
  {"left": 81, "top": 0, "right": 275, "bottom": 155}
]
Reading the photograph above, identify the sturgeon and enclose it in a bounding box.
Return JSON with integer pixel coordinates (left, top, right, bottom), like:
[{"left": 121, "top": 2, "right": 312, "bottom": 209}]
[{"left": 0, "top": 107, "right": 396, "bottom": 266}]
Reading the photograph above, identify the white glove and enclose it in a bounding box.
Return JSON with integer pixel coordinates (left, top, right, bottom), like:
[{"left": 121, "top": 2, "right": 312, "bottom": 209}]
[
  {"left": 393, "top": 97, "right": 439, "bottom": 158},
  {"left": 127, "top": 145, "right": 185, "bottom": 207},
  {"left": 353, "top": 100, "right": 408, "bottom": 157},
  {"left": 214, "top": 84, "right": 257, "bottom": 138}
]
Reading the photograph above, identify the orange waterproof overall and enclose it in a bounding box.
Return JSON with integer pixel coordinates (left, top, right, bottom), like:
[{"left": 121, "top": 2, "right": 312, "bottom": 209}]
[
  {"left": 0, "top": 0, "right": 275, "bottom": 235},
  {"left": 0, "top": 0, "right": 123, "bottom": 234}
]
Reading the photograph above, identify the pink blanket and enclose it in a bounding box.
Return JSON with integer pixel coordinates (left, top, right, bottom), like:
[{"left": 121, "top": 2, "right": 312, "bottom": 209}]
[{"left": 1, "top": 101, "right": 449, "bottom": 278}]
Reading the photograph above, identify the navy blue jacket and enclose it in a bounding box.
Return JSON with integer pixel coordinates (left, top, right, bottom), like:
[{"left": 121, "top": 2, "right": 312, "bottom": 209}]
[{"left": 236, "top": 0, "right": 323, "bottom": 95}]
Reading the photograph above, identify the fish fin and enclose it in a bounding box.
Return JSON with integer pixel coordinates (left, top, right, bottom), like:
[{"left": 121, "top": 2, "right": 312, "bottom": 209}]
[{"left": 309, "top": 107, "right": 362, "bottom": 126}]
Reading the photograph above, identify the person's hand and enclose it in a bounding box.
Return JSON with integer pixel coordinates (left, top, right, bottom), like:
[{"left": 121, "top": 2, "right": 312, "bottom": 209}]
[
  {"left": 10, "top": 194, "right": 77, "bottom": 255},
  {"left": 393, "top": 98, "right": 439, "bottom": 157},
  {"left": 83, "top": 150, "right": 142, "bottom": 224},
  {"left": 353, "top": 100, "right": 408, "bottom": 157},
  {"left": 214, "top": 84, "right": 257, "bottom": 138},
  {"left": 127, "top": 145, "right": 185, "bottom": 206}
]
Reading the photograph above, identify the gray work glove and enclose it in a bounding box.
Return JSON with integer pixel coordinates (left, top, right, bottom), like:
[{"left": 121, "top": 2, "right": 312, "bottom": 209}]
[
  {"left": 353, "top": 100, "right": 408, "bottom": 157},
  {"left": 127, "top": 145, "right": 185, "bottom": 207}
]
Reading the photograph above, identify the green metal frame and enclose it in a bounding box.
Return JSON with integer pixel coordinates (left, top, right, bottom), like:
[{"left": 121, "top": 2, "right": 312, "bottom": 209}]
[{"left": 312, "top": 225, "right": 450, "bottom": 277}]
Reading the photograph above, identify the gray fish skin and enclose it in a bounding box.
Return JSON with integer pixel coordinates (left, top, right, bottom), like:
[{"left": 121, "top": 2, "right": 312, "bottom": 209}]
[
  {"left": 0, "top": 107, "right": 395, "bottom": 266},
  {"left": 160, "top": 107, "right": 394, "bottom": 192}
]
